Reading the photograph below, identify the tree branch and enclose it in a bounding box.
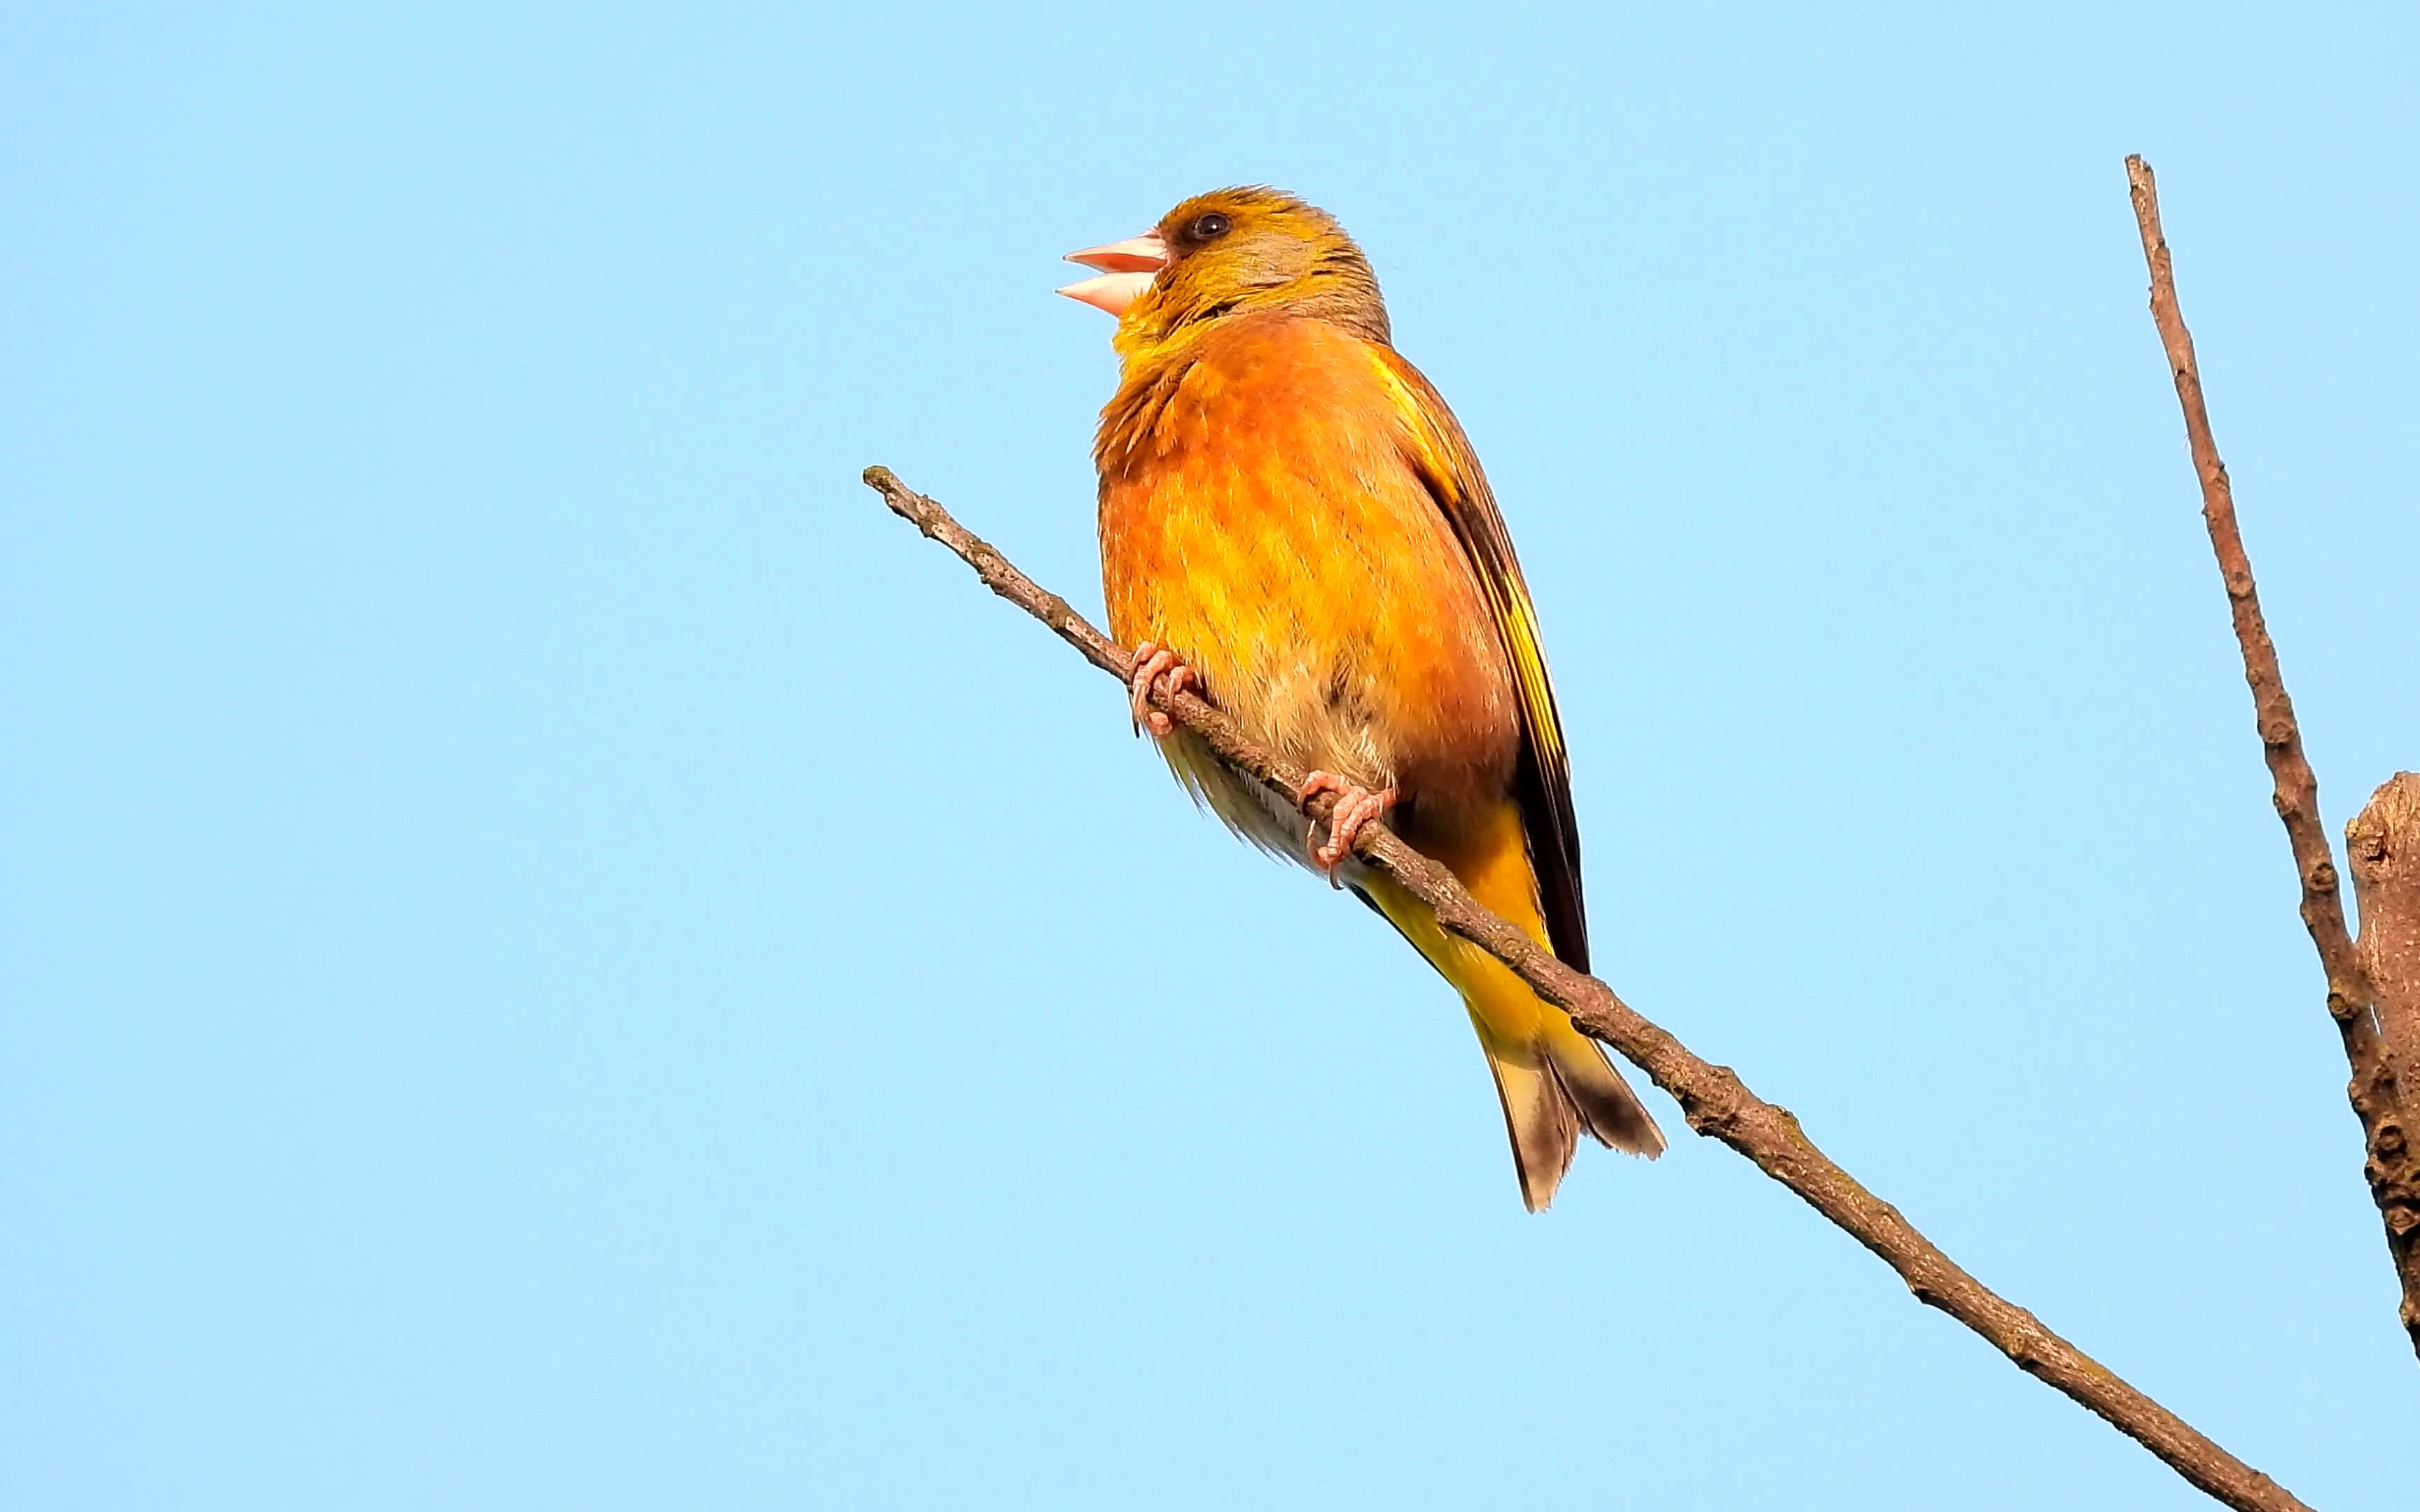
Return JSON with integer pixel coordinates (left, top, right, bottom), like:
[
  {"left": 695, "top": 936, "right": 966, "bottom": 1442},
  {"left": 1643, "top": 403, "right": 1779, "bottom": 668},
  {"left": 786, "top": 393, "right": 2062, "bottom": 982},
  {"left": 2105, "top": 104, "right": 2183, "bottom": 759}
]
[
  {"left": 863, "top": 463, "right": 2309, "bottom": 1512},
  {"left": 2346, "top": 774, "right": 2420, "bottom": 1346},
  {"left": 2125, "top": 154, "right": 2420, "bottom": 1360}
]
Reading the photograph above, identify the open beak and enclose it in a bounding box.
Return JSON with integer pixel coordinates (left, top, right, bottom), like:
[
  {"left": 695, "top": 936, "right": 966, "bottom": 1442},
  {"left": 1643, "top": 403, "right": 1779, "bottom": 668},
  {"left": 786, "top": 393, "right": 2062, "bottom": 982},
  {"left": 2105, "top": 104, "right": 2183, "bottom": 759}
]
[{"left": 1057, "top": 231, "right": 1167, "bottom": 316}]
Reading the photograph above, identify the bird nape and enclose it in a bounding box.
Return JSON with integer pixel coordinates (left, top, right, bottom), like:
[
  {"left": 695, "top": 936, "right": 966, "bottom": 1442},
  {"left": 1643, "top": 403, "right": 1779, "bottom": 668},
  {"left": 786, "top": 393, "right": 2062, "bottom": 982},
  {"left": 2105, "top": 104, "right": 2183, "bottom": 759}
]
[{"left": 1064, "top": 186, "right": 1663, "bottom": 1210}]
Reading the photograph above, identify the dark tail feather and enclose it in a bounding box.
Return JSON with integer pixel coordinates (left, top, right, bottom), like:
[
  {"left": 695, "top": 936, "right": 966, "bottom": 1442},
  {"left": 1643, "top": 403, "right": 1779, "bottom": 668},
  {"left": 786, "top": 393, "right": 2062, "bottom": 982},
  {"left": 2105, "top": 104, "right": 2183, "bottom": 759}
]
[
  {"left": 1545, "top": 1028, "right": 1666, "bottom": 1157},
  {"left": 1480, "top": 1039, "right": 1583, "bottom": 1212}
]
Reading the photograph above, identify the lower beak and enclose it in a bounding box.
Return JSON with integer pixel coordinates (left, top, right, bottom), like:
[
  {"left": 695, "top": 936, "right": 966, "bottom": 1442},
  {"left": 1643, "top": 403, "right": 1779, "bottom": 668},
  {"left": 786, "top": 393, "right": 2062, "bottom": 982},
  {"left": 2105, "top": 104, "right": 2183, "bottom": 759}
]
[{"left": 1058, "top": 231, "right": 1167, "bottom": 316}]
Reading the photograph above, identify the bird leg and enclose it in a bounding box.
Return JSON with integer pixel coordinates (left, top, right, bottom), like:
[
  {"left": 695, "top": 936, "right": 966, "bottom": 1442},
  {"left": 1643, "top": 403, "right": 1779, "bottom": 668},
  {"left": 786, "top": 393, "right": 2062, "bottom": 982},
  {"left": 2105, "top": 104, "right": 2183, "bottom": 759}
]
[
  {"left": 1298, "top": 771, "right": 1400, "bottom": 886},
  {"left": 1127, "top": 640, "right": 1196, "bottom": 738}
]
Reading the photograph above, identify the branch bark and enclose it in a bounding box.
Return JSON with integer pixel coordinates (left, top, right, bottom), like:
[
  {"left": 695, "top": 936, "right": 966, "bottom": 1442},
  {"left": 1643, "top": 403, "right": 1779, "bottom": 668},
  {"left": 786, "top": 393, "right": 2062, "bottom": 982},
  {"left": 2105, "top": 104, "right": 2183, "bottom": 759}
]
[
  {"left": 2347, "top": 774, "right": 2420, "bottom": 1344},
  {"left": 2125, "top": 155, "right": 2420, "bottom": 1360},
  {"left": 863, "top": 463, "right": 2310, "bottom": 1512}
]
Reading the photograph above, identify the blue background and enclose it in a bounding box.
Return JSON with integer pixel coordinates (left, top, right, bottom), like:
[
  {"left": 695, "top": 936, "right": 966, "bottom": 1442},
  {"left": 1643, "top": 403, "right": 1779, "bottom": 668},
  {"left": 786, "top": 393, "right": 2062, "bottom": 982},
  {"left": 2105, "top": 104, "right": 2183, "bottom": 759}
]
[{"left": 6, "top": 4, "right": 2416, "bottom": 1508}]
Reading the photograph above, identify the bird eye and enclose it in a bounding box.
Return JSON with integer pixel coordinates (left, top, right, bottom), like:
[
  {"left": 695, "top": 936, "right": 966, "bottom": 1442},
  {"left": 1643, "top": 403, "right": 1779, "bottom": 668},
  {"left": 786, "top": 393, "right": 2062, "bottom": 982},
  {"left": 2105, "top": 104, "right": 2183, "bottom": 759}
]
[{"left": 1190, "top": 211, "right": 1232, "bottom": 240}]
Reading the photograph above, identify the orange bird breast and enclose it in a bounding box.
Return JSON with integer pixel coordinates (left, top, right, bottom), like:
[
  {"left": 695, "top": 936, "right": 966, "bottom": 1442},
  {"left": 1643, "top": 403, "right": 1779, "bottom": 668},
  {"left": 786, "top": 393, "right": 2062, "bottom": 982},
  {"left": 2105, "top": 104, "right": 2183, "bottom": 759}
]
[{"left": 1096, "top": 312, "right": 1520, "bottom": 855}]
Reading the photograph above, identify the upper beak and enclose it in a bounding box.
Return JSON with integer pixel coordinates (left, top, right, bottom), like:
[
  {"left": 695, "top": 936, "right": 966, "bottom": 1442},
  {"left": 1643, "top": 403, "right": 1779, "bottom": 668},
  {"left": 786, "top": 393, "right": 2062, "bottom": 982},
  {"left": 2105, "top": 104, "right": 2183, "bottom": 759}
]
[{"left": 1057, "top": 231, "right": 1167, "bottom": 316}]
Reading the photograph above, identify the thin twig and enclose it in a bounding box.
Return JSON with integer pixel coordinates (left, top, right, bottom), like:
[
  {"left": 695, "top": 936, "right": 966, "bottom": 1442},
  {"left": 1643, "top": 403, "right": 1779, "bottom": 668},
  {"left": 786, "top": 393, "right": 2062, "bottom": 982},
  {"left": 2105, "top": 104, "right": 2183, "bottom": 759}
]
[
  {"left": 863, "top": 464, "right": 2309, "bottom": 1512},
  {"left": 2125, "top": 155, "right": 2420, "bottom": 1359}
]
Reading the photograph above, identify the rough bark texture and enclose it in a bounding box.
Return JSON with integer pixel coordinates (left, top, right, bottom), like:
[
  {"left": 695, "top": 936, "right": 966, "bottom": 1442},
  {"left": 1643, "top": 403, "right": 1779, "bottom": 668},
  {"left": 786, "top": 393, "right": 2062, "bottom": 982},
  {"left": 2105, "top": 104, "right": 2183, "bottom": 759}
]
[
  {"left": 863, "top": 463, "right": 2310, "bottom": 1512},
  {"left": 2126, "top": 155, "right": 2420, "bottom": 1362},
  {"left": 2347, "top": 774, "right": 2420, "bottom": 1345}
]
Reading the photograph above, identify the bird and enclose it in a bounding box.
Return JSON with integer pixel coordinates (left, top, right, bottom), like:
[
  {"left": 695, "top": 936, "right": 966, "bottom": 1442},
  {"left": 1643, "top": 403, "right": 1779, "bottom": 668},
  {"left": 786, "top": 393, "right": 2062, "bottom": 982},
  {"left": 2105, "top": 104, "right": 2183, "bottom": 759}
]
[{"left": 1059, "top": 187, "right": 1663, "bottom": 1210}]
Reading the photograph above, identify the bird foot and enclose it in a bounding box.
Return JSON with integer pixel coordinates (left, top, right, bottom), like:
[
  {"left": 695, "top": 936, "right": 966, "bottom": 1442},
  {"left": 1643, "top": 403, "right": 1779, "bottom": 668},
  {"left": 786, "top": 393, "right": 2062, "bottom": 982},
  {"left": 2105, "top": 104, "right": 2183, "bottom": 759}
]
[
  {"left": 1127, "top": 640, "right": 1196, "bottom": 738},
  {"left": 1298, "top": 771, "right": 1399, "bottom": 886}
]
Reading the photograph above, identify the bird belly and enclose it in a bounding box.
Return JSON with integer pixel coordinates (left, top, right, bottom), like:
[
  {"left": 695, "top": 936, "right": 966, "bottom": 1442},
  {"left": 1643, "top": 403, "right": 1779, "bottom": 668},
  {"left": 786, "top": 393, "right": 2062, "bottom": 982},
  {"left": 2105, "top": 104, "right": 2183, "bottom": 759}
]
[{"left": 1100, "top": 456, "right": 1520, "bottom": 866}]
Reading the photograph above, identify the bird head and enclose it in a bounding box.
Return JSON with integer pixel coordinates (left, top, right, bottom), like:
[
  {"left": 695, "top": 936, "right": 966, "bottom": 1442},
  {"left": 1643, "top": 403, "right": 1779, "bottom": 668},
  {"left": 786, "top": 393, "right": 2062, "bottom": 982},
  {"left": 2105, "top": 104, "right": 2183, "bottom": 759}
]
[{"left": 1059, "top": 187, "right": 1391, "bottom": 359}]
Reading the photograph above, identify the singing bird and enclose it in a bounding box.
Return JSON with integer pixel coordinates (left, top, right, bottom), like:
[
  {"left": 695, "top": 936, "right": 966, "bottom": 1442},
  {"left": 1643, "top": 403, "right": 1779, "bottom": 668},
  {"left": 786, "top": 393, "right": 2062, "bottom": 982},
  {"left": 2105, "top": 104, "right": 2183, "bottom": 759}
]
[{"left": 1060, "top": 188, "right": 1664, "bottom": 1209}]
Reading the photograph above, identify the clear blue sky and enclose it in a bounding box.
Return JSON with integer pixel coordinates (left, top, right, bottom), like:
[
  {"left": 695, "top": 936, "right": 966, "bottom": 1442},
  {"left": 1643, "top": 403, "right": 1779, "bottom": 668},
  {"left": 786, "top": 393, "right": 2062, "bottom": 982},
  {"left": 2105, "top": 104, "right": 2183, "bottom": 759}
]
[{"left": 6, "top": 4, "right": 2416, "bottom": 1508}]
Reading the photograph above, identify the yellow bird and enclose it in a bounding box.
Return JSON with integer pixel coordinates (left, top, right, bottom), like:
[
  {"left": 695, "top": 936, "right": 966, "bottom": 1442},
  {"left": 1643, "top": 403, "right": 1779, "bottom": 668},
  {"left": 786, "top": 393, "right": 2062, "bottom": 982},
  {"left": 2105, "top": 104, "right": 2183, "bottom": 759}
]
[{"left": 1061, "top": 187, "right": 1662, "bottom": 1209}]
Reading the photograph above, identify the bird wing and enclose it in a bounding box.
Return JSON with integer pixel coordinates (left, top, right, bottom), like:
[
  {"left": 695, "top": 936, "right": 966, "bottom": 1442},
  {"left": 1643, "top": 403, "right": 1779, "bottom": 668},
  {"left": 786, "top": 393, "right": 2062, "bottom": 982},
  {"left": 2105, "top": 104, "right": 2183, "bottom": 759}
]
[{"left": 1369, "top": 346, "right": 1590, "bottom": 973}]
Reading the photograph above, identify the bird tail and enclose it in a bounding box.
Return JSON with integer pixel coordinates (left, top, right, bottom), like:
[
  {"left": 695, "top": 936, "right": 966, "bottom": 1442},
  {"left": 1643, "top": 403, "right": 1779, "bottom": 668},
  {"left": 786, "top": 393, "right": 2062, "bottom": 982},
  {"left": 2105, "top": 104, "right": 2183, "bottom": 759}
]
[
  {"left": 1463, "top": 958, "right": 1665, "bottom": 1211},
  {"left": 1356, "top": 805, "right": 1663, "bottom": 1210}
]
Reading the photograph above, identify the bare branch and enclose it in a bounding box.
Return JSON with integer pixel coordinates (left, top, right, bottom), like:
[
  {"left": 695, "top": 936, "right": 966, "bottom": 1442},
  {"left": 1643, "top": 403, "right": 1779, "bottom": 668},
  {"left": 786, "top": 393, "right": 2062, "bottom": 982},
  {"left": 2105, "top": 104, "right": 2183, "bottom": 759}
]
[
  {"left": 2122, "top": 157, "right": 2363, "bottom": 1002},
  {"left": 2125, "top": 155, "right": 2420, "bottom": 1359},
  {"left": 864, "top": 463, "right": 2311, "bottom": 1512},
  {"left": 2347, "top": 774, "right": 2420, "bottom": 1345}
]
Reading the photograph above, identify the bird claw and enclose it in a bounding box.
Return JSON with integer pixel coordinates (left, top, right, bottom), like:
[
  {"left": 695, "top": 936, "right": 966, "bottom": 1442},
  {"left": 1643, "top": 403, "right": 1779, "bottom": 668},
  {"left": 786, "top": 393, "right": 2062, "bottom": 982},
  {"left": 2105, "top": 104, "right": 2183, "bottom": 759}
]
[
  {"left": 1127, "top": 640, "right": 1196, "bottom": 738},
  {"left": 1298, "top": 771, "right": 1399, "bottom": 886}
]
